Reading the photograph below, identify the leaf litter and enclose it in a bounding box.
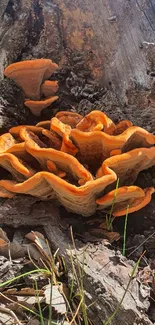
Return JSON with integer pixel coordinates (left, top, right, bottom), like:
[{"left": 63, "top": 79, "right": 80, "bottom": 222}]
[{"left": 0, "top": 228, "right": 69, "bottom": 325}]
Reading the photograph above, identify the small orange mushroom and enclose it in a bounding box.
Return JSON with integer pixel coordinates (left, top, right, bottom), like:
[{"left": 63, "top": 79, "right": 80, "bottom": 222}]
[
  {"left": 41, "top": 80, "right": 59, "bottom": 97},
  {"left": 4, "top": 59, "right": 58, "bottom": 100},
  {"left": 24, "top": 96, "right": 58, "bottom": 116},
  {"left": 97, "top": 185, "right": 144, "bottom": 206}
]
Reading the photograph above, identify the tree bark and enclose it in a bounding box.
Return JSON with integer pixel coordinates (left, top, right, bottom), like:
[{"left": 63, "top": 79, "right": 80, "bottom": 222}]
[{"left": 0, "top": 0, "right": 155, "bottom": 130}]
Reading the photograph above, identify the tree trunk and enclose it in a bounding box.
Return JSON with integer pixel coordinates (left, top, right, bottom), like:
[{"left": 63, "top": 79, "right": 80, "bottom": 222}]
[
  {"left": 0, "top": 1, "right": 155, "bottom": 324},
  {"left": 1, "top": 1, "right": 155, "bottom": 103},
  {"left": 0, "top": 0, "right": 155, "bottom": 130}
]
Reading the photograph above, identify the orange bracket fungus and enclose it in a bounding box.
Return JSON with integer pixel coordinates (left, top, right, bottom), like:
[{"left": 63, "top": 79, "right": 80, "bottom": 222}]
[
  {"left": 0, "top": 112, "right": 155, "bottom": 215},
  {"left": 1, "top": 60, "right": 155, "bottom": 217},
  {"left": 4, "top": 59, "right": 59, "bottom": 116}
]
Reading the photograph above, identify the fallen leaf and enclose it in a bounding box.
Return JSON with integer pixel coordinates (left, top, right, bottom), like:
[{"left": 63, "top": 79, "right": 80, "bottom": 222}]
[
  {"left": 44, "top": 283, "right": 67, "bottom": 315},
  {"left": 25, "top": 231, "right": 50, "bottom": 257},
  {"left": 24, "top": 242, "right": 44, "bottom": 262},
  {"left": 0, "top": 242, "right": 25, "bottom": 259},
  {"left": 17, "top": 295, "right": 44, "bottom": 305}
]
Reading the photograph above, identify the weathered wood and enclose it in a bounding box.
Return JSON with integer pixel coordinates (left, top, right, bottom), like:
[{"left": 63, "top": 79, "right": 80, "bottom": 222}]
[{"left": 0, "top": 196, "right": 153, "bottom": 325}]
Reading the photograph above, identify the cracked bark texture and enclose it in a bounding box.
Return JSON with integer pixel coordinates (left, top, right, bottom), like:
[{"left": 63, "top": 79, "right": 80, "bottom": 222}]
[{"left": 0, "top": 0, "right": 155, "bottom": 130}]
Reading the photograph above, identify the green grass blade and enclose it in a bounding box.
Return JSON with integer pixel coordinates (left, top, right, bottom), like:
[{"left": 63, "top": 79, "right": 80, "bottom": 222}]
[
  {"left": 48, "top": 276, "right": 53, "bottom": 325},
  {"left": 0, "top": 268, "right": 50, "bottom": 289},
  {"left": 122, "top": 205, "right": 129, "bottom": 256},
  {"left": 107, "top": 178, "right": 119, "bottom": 231},
  {"left": 34, "top": 279, "right": 45, "bottom": 325}
]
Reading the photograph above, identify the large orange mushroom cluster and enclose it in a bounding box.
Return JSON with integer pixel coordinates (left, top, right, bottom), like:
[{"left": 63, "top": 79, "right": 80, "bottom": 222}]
[
  {"left": 0, "top": 106, "right": 155, "bottom": 217},
  {"left": 4, "top": 59, "right": 59, "bottom": 116}
]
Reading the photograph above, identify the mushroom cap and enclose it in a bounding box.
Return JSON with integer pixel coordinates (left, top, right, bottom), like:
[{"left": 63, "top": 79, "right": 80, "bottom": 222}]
[
  {"left": 114, "top": 120, "right": 133, "bottom": 135},
  {"left": 70, "top": 126, "right": 155, "bottom": 171},
  {"left": 50, "top": 117, "right": 78, "bottom": 155},
  {"left": 24, "top": 96, "right": 58, "bottom": 116},
  {"left": 0, "top": 153, "right": 36, "bottom": 182},
  {"left": 4, "top": 59, "right": 58, "bottom": 100},
  {"left": 113, "top": 187, "right": 155, "bottom": 216},
  {"left": 96, "top": 186, "right": 155, "bottom": 217},
  {"left": 0, "top": 165, "right": 117, "bottom": 216},
  {"left": 0, "top": 133, "right": 16, "bottom": 152},
  {"left": 76, "top": 110, "right": 116, "bottom": 134},
  {"left": 22, "top": 126, "right": 92, "bottom": 182},
  {"left": 36, "top": 120, "right": 51, "bottom": 129},
  {"left": 41, "top": 80, "right": 59, "bottom": 97},
  {"left": 9, "top": 125, "right": 43, "bottom": 138},
  {"left": 55, "top": 111, "right": 83, "bottom": 128},
  {"left": 96, "top": 147, "right": 155, "bottom": 185},
  {"left": 60, "top": 134, "right": 78, "bottom": 156},
  {"left": 50, "top": 117, "right": 71, "bottom": 136}
]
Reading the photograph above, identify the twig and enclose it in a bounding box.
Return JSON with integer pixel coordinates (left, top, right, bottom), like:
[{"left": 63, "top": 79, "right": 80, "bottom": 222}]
[{"left": 0, "top": 305, "right": 22, "bottom": 325}]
